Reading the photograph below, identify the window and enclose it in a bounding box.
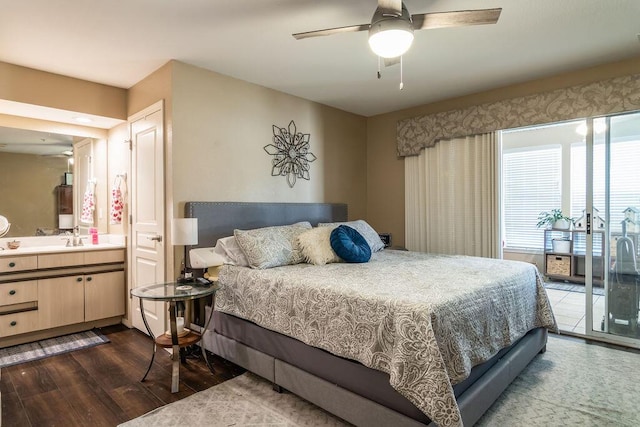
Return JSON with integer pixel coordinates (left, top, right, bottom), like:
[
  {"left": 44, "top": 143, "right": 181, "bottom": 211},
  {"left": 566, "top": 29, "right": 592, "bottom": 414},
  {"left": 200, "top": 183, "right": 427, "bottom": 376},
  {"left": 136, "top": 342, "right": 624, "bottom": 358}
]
[
  {"left": 571, "top": 140, "right": 640, "bottom": 231},
  {"left": 503, "top": 114, "right": 640, "bottom": 254},
  {"left": 503, "top": 145, "right": 562, "bottom": 250}
]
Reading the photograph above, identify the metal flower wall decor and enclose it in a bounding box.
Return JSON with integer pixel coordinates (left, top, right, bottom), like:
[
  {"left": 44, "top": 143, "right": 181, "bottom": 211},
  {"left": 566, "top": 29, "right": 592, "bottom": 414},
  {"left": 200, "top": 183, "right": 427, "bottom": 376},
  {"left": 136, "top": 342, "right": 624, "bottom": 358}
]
[{"left": 264, "top": 120, "right": 317, "bottom": 188}]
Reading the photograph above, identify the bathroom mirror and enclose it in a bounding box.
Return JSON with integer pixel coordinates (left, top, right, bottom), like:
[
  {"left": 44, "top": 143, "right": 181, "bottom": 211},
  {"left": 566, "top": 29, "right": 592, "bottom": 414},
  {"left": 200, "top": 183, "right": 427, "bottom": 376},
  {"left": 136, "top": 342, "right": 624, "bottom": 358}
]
[{"left": 0, "top": 126, "right": 80, "bottom": 237}]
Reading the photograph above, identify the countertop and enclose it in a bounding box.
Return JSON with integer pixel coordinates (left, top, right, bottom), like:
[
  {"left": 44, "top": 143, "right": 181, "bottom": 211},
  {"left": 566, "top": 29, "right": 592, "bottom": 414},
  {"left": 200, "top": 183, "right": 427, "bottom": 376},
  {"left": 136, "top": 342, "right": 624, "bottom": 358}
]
[{"left": 0, "top": 235, "right": 126, "bottom": 257}]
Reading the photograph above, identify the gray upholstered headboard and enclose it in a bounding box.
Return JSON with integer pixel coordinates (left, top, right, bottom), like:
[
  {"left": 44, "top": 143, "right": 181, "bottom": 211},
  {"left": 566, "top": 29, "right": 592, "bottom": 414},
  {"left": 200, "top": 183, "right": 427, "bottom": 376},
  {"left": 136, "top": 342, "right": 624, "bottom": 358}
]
[{"left": 183, "top": 202, "right": 348, "bottom": 266}]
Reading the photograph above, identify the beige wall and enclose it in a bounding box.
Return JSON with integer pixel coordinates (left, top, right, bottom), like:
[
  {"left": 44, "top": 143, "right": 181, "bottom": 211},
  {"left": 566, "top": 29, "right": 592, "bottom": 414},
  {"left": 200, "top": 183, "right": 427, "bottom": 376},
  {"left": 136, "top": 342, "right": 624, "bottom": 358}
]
[
  {"left": 4, "top": 55, "right": 639, "bottom": 255},
  {"left": 0, "top": 152, "right": 67, "bottom": 237},
  {"left": 366, "top": 56, "right": 640, "bottom": 249},
  {"left": 170, "top": 61, "right": 367, "bottom": 226},
  {"left": 128, "top": 61, "right": 367, "bottom": 280},
  {"left": 107, "top": 122, "right": 130, "bottom": 235},
  {"left": 0, "top": 61, "right": 127, "bottom": 119}
]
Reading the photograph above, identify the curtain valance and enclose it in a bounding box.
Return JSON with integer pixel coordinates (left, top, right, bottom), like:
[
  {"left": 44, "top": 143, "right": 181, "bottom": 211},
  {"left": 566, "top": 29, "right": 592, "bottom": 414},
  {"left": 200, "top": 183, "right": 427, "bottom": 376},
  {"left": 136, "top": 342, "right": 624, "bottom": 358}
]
[{"left": 397, "top": 73, "right": 640, "bottom": 157}]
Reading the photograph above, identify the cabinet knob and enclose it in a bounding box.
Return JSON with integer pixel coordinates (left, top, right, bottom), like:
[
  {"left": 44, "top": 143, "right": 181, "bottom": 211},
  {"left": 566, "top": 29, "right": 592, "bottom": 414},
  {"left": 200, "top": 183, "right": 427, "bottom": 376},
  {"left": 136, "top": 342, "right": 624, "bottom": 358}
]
[
  {"left": 86, "top": 276, "right": 92, "bottom": 282},
  {"left": 76, "top": 277, "right": 83, "bottom": 282},
  {"left": 10, "top": 321, "right": 17, "bottom": 327},
  {"left": 9, "top": 262, "right": 15, "bottom": 268},
  {"left": 9, "top": 289, "right": 16, "bottom": 295}
]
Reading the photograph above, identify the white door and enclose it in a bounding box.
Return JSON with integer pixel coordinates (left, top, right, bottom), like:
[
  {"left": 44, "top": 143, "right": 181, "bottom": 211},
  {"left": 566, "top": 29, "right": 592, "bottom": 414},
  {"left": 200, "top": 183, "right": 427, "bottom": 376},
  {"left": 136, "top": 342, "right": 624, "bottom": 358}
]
[{"left": 129, "top": 101, "right": 166, "bottom": 337}]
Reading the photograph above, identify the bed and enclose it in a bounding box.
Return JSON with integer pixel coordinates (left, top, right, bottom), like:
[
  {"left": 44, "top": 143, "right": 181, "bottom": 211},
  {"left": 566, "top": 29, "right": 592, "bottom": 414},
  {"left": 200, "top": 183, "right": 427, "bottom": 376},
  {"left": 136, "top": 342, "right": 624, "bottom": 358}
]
[{"left": 184, "top": 201, "right": 556, "bottom": 427}]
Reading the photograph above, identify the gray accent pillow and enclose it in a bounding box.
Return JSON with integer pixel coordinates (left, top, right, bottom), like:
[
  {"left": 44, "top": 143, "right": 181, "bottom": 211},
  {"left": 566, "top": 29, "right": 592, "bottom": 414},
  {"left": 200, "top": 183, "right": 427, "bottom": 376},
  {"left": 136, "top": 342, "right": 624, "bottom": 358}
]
[
  {"left": 318, "top": 220, "right": 385, "bottom": 253},
  {"left": 234, "top": 222, "right": 312, "bottom": 269}
]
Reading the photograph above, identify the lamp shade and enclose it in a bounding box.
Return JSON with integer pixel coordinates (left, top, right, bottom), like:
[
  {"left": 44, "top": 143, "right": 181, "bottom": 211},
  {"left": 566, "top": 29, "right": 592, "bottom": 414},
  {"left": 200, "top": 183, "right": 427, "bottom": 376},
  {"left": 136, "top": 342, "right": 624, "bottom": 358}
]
[{"left": 171, "top": 218, "right": 198, "bottom": 246}]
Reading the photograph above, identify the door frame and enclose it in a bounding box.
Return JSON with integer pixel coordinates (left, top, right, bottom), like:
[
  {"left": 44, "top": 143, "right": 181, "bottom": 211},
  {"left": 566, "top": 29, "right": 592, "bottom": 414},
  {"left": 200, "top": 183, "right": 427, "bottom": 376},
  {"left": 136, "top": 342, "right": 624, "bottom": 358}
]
[
  {"left": 583, "top": 113, "right": 640, "bottom": 349},
  {"left": 125, "top": 100, "right": 173, "bottom": 333}
]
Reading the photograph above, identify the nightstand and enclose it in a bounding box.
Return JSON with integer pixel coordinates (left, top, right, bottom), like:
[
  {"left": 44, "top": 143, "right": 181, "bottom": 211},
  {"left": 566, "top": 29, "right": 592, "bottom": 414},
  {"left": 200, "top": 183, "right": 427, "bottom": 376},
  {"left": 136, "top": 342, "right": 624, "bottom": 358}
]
[{"left": 131, "top": 281, "right": 220, "bottom": 392}]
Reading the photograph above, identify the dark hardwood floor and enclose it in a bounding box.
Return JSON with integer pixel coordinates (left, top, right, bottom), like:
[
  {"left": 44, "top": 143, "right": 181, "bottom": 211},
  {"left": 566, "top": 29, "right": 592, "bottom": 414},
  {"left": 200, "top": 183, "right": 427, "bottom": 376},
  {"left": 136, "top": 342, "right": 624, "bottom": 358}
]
[{"left": 1, "top": 325, "right": 246, "bottom": 427}]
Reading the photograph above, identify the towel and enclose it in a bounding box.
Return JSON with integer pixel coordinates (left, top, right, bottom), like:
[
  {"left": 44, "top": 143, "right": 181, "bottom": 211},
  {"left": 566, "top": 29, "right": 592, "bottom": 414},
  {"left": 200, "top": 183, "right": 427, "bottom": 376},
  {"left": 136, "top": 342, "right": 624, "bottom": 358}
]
[
  {"left": 110, "top": 176, "right": 124, "bottom": 225},
  {"left": 80, "top": 181, "right": 95, "bottom": 224}
]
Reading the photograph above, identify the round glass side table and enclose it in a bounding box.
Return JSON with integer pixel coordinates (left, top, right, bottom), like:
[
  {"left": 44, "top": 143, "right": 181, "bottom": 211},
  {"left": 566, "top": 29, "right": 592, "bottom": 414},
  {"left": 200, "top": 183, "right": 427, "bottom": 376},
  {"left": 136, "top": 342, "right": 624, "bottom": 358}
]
[{"left": 130, "top": 281, "right": 220, "bottom": 393}]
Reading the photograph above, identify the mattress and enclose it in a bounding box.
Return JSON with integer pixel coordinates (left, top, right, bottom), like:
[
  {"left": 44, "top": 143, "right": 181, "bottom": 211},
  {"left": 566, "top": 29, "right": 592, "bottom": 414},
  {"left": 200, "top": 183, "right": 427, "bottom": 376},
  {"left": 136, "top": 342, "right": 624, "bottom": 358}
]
[{"left": 216, "top": 249, "right": 557, "bottom": 426}]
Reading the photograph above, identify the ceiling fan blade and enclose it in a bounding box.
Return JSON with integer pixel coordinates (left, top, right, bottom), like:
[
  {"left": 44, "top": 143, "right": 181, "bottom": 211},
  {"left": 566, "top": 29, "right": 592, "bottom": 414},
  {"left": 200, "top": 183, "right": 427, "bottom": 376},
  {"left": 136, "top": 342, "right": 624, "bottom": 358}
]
[
  {"left": 384, "top": 57, "right": 400, "bottom": 67},
  {"left": 411, "top": 8, "right": 502, "bottom": 30},
  {"left": 293, "top": 23, "right": 369, "bottom": 40},
  {"left": 378, "top": 0, "right": 402, "bottom": 15}
]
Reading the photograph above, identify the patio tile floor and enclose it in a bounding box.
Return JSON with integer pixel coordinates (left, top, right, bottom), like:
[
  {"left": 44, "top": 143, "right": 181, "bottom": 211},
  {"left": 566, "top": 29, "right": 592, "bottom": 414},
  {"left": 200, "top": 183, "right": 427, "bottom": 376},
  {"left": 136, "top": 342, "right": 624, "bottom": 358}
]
[{"left": 545, "top": 286, "right": 605, "bottom": 334}]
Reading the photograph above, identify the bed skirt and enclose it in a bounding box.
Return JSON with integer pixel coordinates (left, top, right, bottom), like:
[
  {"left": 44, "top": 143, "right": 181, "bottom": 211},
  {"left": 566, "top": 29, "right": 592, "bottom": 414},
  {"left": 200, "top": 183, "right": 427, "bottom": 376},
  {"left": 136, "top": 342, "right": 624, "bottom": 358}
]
[{"left": 202, "top": 310, "right": 548, "bottom": 427}]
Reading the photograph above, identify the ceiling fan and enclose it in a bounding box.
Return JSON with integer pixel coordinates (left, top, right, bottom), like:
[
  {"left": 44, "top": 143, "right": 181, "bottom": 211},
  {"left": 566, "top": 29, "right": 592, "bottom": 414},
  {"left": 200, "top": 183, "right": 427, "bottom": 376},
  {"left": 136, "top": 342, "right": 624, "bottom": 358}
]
[{"left": 293, "top": 1, "right": 501, "bottom": 65}]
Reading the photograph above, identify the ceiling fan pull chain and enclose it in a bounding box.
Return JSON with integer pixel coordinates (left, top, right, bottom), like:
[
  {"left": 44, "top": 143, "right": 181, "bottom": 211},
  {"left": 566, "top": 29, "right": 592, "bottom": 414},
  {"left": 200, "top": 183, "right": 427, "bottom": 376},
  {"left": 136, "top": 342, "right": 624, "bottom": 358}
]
[
  {"left": 399, "top": 56, "right": 404, "bottom": 90},
  {"left": 377, "top": 56, "right": 381, "bottom": 79}
]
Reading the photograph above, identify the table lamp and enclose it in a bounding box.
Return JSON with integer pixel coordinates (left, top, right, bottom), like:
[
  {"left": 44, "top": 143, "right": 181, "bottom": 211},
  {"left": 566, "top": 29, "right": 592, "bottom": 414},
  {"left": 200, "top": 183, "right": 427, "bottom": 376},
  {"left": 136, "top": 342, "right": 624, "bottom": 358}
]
[{"left": 171, "top": 217, "right": 198, "bottom": 282}]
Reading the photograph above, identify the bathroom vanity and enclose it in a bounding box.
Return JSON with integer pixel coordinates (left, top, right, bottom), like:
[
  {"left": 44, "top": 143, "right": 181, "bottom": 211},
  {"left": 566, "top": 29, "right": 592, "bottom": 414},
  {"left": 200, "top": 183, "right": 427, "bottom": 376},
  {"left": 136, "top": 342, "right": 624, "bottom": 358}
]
[{"left": 0, "top": 238, "right": 125, "bottom": 347}]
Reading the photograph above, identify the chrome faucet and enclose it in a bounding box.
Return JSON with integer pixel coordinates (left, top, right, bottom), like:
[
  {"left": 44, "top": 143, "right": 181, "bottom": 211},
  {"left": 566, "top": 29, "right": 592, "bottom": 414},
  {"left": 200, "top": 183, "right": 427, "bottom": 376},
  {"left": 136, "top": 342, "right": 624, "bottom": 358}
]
[{"left": 72, "top": 226, "right": 84, "bottom": 246}]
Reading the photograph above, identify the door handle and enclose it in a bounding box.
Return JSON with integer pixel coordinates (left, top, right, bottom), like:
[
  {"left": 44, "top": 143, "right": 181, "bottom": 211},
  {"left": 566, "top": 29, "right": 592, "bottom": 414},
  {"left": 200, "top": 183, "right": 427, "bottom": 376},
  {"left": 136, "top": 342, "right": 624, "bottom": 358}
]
[{"left": 148, "top": 235, "right": 163, "bottom": 242}]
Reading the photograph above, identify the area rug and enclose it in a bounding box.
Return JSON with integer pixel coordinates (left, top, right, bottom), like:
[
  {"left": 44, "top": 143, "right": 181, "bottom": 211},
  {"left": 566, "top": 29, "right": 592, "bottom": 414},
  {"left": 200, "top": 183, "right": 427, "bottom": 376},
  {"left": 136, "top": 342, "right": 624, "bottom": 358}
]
[
  {"left": 476, "top": 335, "right": 640, "bottom": 426},
  {"left": 120, "top": 335, "right": 640, "bottom": 427},
  {"left": 0, "top": 329, "right": 109, "bottom": 368},
  {"left": 119, "top": 371, "right": 348, "bottom": 427}
]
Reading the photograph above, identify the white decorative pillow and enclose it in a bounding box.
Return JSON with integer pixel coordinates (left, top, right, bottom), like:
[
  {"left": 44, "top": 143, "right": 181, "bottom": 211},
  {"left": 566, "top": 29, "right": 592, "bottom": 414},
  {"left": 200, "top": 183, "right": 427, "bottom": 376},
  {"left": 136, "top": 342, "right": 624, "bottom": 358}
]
[
  {"left": 297, "top": 227, "right": 341, "bottom": 265},
  {"left": 214, "top": 236, "right": 250, "bottom": 267},
  {"left": 234, "top": 222, "right": 312, "bottom": 269},
  {"left": 318, "top": 220, "right": 385, "bottom": 253}
]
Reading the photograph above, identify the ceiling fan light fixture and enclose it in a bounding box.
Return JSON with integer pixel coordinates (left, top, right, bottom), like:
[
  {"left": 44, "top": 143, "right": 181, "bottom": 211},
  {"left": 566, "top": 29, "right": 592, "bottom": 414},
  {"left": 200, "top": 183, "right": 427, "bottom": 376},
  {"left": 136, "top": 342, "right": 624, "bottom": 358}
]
[
  {"left": 368, "top": 3, "right": 414, "bottom": 58},
  {"left": 369, "top": 28, "right": 414, "bottom": 58}
]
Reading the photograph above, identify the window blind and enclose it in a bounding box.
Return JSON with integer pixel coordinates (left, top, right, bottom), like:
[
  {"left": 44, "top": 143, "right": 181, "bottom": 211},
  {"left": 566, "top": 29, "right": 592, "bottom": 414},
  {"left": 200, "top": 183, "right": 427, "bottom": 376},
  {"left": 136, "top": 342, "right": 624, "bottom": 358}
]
[{"left": 503, "top": 146, "right": 562, "bottom": 250}]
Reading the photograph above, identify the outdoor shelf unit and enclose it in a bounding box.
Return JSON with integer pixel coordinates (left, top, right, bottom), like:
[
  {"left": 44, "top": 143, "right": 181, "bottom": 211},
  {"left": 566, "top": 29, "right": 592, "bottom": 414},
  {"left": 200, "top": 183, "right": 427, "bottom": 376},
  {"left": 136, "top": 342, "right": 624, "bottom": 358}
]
[{"left": 543, "top": 229, "right": 605, "bottom": 286}]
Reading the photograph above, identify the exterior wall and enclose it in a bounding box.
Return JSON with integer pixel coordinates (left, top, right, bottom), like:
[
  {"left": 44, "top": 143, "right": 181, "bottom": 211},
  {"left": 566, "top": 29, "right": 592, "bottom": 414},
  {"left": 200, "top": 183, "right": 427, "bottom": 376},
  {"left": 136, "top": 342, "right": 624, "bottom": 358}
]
[{"left": 366, "top": 56, "right": 640, "bottom": 249}]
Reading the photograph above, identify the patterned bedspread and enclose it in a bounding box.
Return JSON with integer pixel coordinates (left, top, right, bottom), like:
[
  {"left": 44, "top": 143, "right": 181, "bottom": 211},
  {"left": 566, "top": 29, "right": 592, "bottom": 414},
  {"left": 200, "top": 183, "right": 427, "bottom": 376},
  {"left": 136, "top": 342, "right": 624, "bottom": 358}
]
[{"left": 216, "top": 250, "right": 557, "bottom": 427}]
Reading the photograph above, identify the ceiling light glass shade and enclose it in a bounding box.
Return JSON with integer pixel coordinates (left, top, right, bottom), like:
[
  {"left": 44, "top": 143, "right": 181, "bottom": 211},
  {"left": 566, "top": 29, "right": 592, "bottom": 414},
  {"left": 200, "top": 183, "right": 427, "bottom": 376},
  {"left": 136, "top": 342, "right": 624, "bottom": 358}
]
[
  {"left": 369, "top": 28, "right": 414, "bottom": 58},
  {"left": 368, "top": 4, "right": 414, "bottom": 58}
]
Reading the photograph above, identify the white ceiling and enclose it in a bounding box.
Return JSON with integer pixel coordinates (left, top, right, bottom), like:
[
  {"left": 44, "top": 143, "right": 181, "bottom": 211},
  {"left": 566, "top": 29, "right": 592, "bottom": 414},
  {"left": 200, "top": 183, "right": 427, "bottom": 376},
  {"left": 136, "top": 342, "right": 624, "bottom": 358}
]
[{"left": 0, "top": 0, "right": 639, "bottom": 118}]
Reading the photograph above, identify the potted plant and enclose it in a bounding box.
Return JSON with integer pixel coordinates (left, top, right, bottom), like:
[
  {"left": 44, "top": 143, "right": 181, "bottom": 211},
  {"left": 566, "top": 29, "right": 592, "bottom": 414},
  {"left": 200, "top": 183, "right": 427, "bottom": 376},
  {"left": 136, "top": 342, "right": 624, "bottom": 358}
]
[
  {"left": 536, "top": 209, "right": 573, "bottom": 230},
  {"left": 537, "top": 209, "right": 572, "bottom": 253}
]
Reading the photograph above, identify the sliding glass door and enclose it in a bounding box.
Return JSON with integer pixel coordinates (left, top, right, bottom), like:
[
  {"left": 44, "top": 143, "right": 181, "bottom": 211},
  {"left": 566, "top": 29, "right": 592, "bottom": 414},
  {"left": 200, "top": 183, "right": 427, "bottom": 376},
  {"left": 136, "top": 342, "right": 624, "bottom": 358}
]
[{"left": 583, "top": 111, "right": 640, "bottom": 345}]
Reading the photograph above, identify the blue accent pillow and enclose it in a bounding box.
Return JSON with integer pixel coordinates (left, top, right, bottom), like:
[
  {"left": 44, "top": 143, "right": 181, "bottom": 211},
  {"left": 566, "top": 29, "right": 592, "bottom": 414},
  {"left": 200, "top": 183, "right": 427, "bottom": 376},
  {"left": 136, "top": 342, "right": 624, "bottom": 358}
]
[{"left": 330, "top": 225, "right": 371, "bottom": 263}]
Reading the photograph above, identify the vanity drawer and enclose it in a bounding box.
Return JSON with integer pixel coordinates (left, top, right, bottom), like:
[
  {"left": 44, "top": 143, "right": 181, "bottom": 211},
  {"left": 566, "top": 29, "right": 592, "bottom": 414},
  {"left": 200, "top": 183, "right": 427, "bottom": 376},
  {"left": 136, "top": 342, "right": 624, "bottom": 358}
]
[
  {"left": 0, "top": 310, "right": 39, "bottom": 337},
  {"left": 38, "top": 252, "right": 85, "bottom": 269},
  {"left": 0, "top": 280, "right": 37, "bottom": 306},
  {"left": 84, "top": 249, "right": 125, "bottom": 265},
  {"left": 0, "top": 256, "right": 38, "bottom": 273}
]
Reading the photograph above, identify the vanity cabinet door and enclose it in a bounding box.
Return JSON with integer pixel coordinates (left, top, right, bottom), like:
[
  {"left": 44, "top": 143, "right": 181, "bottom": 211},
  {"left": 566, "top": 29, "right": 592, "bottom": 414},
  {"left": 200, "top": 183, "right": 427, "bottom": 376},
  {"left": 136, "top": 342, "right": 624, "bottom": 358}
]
[
  {"left": 84, "top": 270, "right": 125, "bottom": 321},
  {"left": 38, "top": 276, "right": 85, "bottom": 329}
]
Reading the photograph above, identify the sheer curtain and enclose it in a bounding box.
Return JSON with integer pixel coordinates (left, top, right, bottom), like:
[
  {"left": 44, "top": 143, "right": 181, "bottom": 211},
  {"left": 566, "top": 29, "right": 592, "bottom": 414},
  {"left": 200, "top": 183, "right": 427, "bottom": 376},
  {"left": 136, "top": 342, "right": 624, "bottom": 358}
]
[{"left": 405, "top": 132, "right": 499, "bottom": 258}]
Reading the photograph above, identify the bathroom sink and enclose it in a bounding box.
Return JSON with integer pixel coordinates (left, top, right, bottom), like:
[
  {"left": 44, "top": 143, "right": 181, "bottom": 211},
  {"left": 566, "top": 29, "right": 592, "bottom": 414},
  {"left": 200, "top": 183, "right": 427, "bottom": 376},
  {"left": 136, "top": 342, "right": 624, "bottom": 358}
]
[{"left": 0, "top": 242, "right": 124, "bottom": 256}]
